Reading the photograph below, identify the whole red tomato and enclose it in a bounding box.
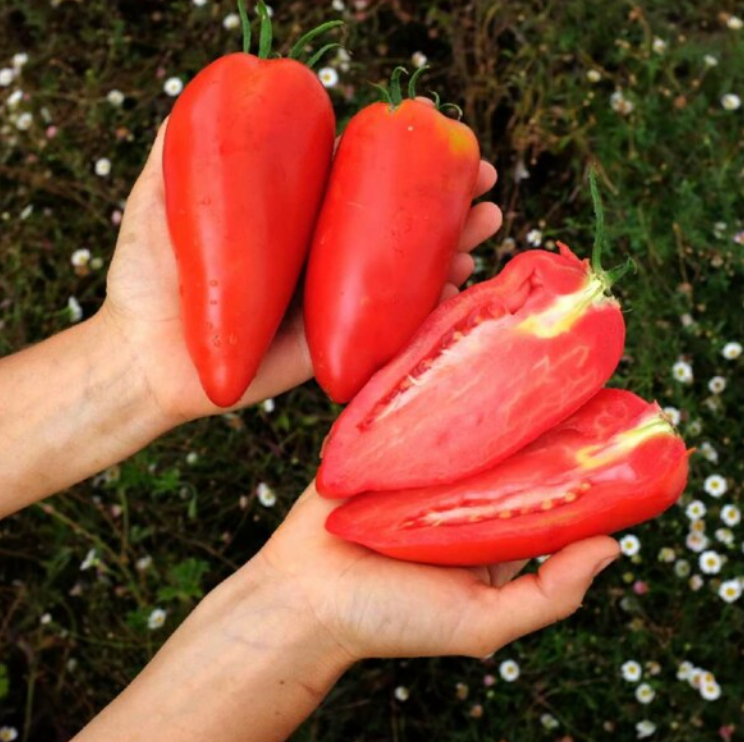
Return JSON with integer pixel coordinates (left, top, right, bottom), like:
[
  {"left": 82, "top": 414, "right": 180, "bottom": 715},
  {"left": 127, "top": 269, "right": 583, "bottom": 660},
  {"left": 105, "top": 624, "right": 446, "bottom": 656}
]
[
  {"left": 316, "top": 244, "right": 627, "bottom": 497},
  {"left": 305, "top": 71, "right": 481, "bottom": 403},
  {"left": 326, "top": 389, "right": 689, "bottom": 566},
  {"left": 163, "top": 6, "right": 337, "bottom": 407}
]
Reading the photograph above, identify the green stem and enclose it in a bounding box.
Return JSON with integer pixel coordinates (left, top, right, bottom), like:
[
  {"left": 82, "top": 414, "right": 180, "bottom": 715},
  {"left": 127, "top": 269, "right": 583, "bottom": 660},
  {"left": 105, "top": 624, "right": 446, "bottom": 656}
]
[
  {"left": 389, "top": 66, "right": 408, "bottom": 106},
  {"left": 306, "top": 42, "right": 343, "bottom": 69},
  {"left": 439, "top": 102, "right": 463, "bottom": 119},
  {"left": 288, "top": 20, "right": 344, "bottom": 60},
  {"left": 429, "top": 90, "right": 441, "bottom": 109},
  {"left": 237, "top": 0, "right": 251, "bottom": 54},
  {"left": 257, "top": 0, "right": 272, "bottom": 58},
  {"left": 369, "top": 81, "right": 393, "bottom": 106},
  {"left": 408, "top": 65, "right": 429, "bottom": 98}
]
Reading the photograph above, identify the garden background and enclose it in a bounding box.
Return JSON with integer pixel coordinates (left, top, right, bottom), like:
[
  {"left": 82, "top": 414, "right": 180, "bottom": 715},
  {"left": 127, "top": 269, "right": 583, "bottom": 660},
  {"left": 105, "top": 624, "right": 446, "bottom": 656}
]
[{"left": 1, "top": 1, "right": 743, "bottom": 740}]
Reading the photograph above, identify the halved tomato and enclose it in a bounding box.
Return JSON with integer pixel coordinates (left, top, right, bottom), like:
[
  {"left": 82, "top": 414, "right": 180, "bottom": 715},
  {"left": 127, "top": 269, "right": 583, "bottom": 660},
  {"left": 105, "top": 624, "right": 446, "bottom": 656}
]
[
  {"left": 325, "top": 389, "right": 689, "bottom": 566},
  {"left": 317, "top": 244, "right": 626, "bottom": 497}
]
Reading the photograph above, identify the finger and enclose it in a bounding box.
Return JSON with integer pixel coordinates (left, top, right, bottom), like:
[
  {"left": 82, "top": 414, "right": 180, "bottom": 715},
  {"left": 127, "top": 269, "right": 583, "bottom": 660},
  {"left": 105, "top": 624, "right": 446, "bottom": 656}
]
[
  {"left": 439, "top": 283, "right": 460, "bottom": 304},
  {"left": 447, "top": 252, "right": 475, "bottom": 287},
  {"left": 456, "top": 536, "right": 619, "bottom": 657},
  {"left": 489, "top": 559, "right": 529, "bottom": 588},
  {"left": 127, "top": 118, "right": 169, "bottom": 204},
  {"left": 474, "top": 161, "right": 497, "bottom": 199},
  {"left": 458, "top": 202, "right": 502, "bottom": 253}
]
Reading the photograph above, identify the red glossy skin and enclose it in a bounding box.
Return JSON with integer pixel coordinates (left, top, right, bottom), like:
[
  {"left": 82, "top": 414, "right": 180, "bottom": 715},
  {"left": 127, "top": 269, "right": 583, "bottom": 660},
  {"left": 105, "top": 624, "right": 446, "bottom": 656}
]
[
  {"left": 317, "top": 245, "right": 626, "bottom": 497},
  {"left": 305, "top": 99, "right": 481, "bottom": 403},
  {"left": 163, "top": 53, "right": 335, "bottom": 407},
  {"left": 325, "top": 390, "right": 689, "bottom": 566}
]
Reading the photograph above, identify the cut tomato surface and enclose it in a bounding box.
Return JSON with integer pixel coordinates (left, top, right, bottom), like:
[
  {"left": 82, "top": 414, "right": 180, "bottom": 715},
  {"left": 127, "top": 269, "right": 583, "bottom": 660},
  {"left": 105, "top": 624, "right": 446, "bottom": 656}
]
[
  {"left": 317, "top": 245, "right": 626, "bottom": 497},
  {"left": 325, "top": 389, "right": 689, "bottom": 565}
]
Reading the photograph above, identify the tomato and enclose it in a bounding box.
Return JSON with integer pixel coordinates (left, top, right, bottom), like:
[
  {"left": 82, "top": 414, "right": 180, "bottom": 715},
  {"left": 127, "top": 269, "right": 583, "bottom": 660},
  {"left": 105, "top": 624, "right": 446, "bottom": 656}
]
[
  {"left": 316, "top": 243, "right": 626, "bottom": 497},
  {"left": 163, "top": 8, "right": 336, "bottom": 407},
  {"left": 305, "top": 71, "right": 481, "bottom": 403},
  {"left": 325, "top": 389, "right": 689, "bottom": 566}
]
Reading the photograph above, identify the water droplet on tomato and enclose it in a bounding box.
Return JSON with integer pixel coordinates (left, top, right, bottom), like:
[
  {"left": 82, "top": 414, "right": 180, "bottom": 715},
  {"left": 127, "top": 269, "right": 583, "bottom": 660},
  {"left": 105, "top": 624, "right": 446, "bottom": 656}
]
[
  {"left": 209, "top": 300, "right": 218, "bottom": 306},
  {"left": 228, "top": 332, "right": 237, "bottom": 345},
  {"left": 200, "top": 196, "right": 212, "bottom": 206},
  {"left": 206, "top": 322, "right": 214, "bottom": 330},
  {"left": 209, "top": 279, "right": 219, "bottom": 287},
  {"left": 212, "top": 335, "right": 221, "bottom": 347}
]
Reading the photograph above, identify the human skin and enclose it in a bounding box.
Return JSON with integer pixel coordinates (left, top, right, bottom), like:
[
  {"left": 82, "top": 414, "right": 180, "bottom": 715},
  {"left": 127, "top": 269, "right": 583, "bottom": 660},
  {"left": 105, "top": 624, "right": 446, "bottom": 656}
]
[{"left": 0, "top": 117, "right": 619, "bottom": 741}]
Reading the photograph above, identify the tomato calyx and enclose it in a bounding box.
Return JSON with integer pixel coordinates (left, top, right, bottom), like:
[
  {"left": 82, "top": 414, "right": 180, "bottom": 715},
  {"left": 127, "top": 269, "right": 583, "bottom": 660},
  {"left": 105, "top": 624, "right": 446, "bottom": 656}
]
[
  {"left": 236, "top": 0, "right": 344, "bottom": 67},
  {"left": 371, "top": 66, "right": 464, "bottom": 118}
]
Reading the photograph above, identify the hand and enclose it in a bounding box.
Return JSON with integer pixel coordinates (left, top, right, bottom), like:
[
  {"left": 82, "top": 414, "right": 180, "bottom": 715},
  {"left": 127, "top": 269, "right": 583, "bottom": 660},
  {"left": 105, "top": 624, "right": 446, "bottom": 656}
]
[
  {"left": 258, "top": 482, "right": 620, "bottom": 659},
  {"left": 100, "top": 120, "right": 502, "bottom": 425}
]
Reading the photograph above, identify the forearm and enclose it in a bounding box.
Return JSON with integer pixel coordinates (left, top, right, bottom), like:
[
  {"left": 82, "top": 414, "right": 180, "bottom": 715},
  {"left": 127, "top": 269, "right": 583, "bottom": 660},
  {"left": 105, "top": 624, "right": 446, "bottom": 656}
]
[
  {"left": 74, "top": 556, "right": 351, "bottom": 742},
  {"left": 0, "top": 312, "right": 171, "bottom": 516}
]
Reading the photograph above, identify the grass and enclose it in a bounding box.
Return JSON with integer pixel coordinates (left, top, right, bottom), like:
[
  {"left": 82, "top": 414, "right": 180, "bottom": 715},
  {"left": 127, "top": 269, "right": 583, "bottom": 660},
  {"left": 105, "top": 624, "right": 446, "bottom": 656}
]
[{"left": 1, "top": 1, "right": 743, "bottom": 740}]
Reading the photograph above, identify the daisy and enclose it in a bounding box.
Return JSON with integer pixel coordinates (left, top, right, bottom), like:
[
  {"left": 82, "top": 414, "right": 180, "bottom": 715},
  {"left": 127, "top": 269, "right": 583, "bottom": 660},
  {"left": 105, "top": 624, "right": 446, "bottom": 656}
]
[
  {"left": 257, "top": 482, "right": 277, "bottom": 507},
  {"left": 411, "top": 52, "right": 428, "bottom": 69},
  {"left": 526, "top": 229, "right": 543, "bottom": 247},
  {"left": 700, "top": 682, "right": 721, "bottom": 700},
  {"left": 636, "top": 720, "right": 656, "bottom": 739},
  {"left": 708, "top": 376, "right": 726, "bottom": 394},
  {"left": 721, "top": 505, "right": 740, "bottom": 527},
  {"left": 685, "top": 532, "right": 708, "bottom": 553},
  {"left": 16, "top": 111, "right": 33, "bottom": 130},
  {"left": 657, "top": 547, "right": 675, "bottom": 563},
  {"left": 394, "top": 686, "right": 409, "bottom": 701},
  {"left": 718, "top": 579, "right": 742, "bottom": 603},
  {"left": 685, "top": 500, "right": 706, "bottom": 520},
  {"left": 80, "top": 548, "right": 100, "bottom": 571},
  {"left": 332, "top": 0, "right": 346, "bottom": 11},
  {"left": 662, "top": 407, "right": 681, "bottom": 426},
  {"left": 610, "top": 90, "right": 634, "bottom": 115},
  {"left": 147, "top": 608, "right": 167, "bottom": 630},
  {"left": 721, "top": 94, "right": 741, "bottom": 111},
  {"left": 136, "top": 555, "right": 152, "bottom": 571},
  {"left": 621, "top": 660, "right": 642, "bottom": 682},
  {"left": 620, "top": 534, "right": 640, "bottom": 556},
  {"left": 672, "top": 360, "right": 693, "bottom": 383},
  {"left": 715, "top": 528, "right": 734, "bottom": 546},
  {"left": 186, "top": 451, "right": 199, "bottom": 465},
  {"left": 261, "top": 398, "right": 275, "bottom": 413},
  {"left": 0, "top": 728, "right": 19, "bottom": 742},
  {"left": 12, "top": 52, "right": 29, "bottom": 69},
  {"left": 317, "top": 67, "right": 339, "bottom": 88},
  {"left": 703, "top": 54, "right": 719, "bottom": 67},
  {"left": 499, "top": 659, "right": 520, "bottom": 681},
  {"left": 541, "top": 714, "right": 559, "bottom": 730},
  {"left": 71, "top": 248, "right": 91, "bottom": 268},
  {"left": 698, "top": 550, "right": 722, "bottom": 575},
  {"left": 651, "top": 37, "right": 666, "bottom": 54},
  {"left": 94, "top": 157, "right": 111, "bottom": 177},
  {"left": 698, "top": 442, "right": 718, "bottom": 463},
  {"left": 676, "top": 661, "right": 693, "bottom": 680},
  {"left": 674, "top": 559, "right": 690, "bottom": 577},
  {"left": 727, "top": 15, "right": 743, "bottom": 30},
  {"left": 704, "top": 475, "right": 727, "bottom": 498},
  {"left": 223, "top": 12, "right": 241, "bottom": 29},
  {"left": 164, "top": 77, "right": 184, "bottom": 96},
  {"left": 721, "top": 341, "right": 742, "bottom": 359},
  {"left": 107, "top": 89, "right": 125, "bottom": 106},
  {"left": 68, "top": 296, "right": 83, "bottom": 323},
  {"left": 586, "top": 69, "right": 602, "bottom": 83},
  {"left": 635, "top": 683, "right": 655, "bottom": 704},
  {"left": 0, "top": 68, "right": 14, "bottom": 86}
]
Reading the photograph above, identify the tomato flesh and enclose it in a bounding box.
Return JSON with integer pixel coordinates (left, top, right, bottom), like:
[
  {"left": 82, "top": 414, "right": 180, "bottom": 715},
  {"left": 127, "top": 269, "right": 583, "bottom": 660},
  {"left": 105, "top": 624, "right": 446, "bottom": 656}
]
[
  {"left": 325, "top": 390, "right": 689, "bottom": 566},
  {"left": 317, "top": 245, "right": 626, "bottom": 497},
  {"left": 164, "top": 54, "right": 335, "bottom": 407}
]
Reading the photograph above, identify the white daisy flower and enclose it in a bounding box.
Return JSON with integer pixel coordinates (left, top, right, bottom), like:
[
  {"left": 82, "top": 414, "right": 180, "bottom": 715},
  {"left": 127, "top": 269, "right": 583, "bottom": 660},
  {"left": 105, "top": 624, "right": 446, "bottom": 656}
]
[
  {"left": 394, "top": 685, "right": 409, "bottom": 701},
  {"left": 499, "top": 659, "right": 520, "bottom": 681},
  {"left": 147, "top": 608, "right": 167, "bottom": 630},
  {"left": 620, "top": 534, "right": 641, "bottom": 556},
  {"left": 0, "top": 727, "right": 19, "bottom": 742},
  {"left": 526, "top": 229, "right": 543, "bottom": 247},
  {"left": 136, "top": 555, "right": 153, "bottom": 571},
  {"left": 223, "top": 12, "right": 241, "bottom": 29},
  {"left": 7, "top": 89, "right": 23, "bottom": 108},
  {"left": 703, "top": 54, "right": 719, "bottom": 67},
  {"left": 727, "top": 15, "right": 743, "bottom": 30},
  {"left": 12, "top": 52, "right": 29, "bottom": 69},
  {"left": 635, "top": 683, "right": 655, "bottom": 704},
  {"left": 610, "top": 90, "right": 634, "bottom": 115},
  {"left": 708, "top": 376, "right": 726, "bottom": 394},
  {"left": 721, "top": 94, "right": 741, "bottom": 111},
  {"left": 704, "top": 474, "right": 727, "bottom": 498},
  {"left": 107, "top": 89, "right": 125, "bottom": 106},
  {"left": 718, "top": 579, "right": 742, "bottom": 603},
  {"left": 672, "top": 360, "right": 693, "bottom": 383},
  {"left": 699, "top": 550, "right": 723, "bottom": 575},
  {"left": 689, "top": 518, "right": 706, "bottom": 534},
  {"left": 715, "top": 528, "right": 734, "bottom": 546},
  {"left": 685, "top": 500, "right": 706, "bottom": 520},
  {"left": 20, "top": 204, "right": 33, "bottom": 220},
  {"left": 698, "top": 442, "right": 718, "bottom": 463},
  {"left": 621, "top": 660, "right": 642, "bottom": 682},
  {"left": 686, "top": 420, "right": 702, "bottom": 436},
  {"left": 261, "top": 398, "right": 275, "bottom": 413},
  {"left": 541, "top": 713, "right": 559, "bottom": 730},
  {"left": 676, "top": 661, "right": 694, "bottom": 680},
  {"left": 164, "top": 77, "right": 184, "bottom": 96},
  {"left": 254, "top": 4, "right": 274, "bottom": 16},
  {"left": 636, "top": 720, "right": 656, "bottom": 739},
  {"left": 586, "top": 69, "right": 602, "bottom": 83},
  {"left": 68, "top": 296, "right": 83, "bottom": 323},
  {"left": 94, "top": 157, "right": 111, "bottom": 177},
  {"left": 186, "top": 451, "right": 199, "bottom": 465},
  {"left": 80, "top": 548, "right": 100, "bottom": 571},
  {"left": 721, "top": 341, "right": 742, "bottom": 359},
  {"left": 40, "top": 612, "right": 52, "bottom": 625},
  {"left": 685, "top": 532, "right": 708, "bottom": 553},
  {"left": 318, "top": 67, "right": 339, "bottom": 88},
  {"left": 0, "top": 67, "right": 15, "bottom": 86},
  {"left": 700, "top": 682, "right": 721, "bottom": 701},
  {"left": 332, "top": 0, "right": 346, "bottom": 10},
  {"left": 721, "top": 505, "right": 740, "bottom": 527},
  {"left": 257, "top": 482, "right": 277, "bottom": 507},
  {"left": 411, "top": 51, "right": 428, "bottom": 69},
  {"left": 16, "top": 111, "right": 33, "bottom": 130},
  {"left": 651, "top": 37, "right": 667, "bottom": 54},
  {"left": 662, "top": 407, "right": 681, "bottom": 426},
  {"left": 71, "top": 248, "right": 91, "bottom": 267},
  {"left": 657, "top": 547, "right": 675, "bottom": 563},
  {"left": 193, "top": 0, "right": 208, "bottom": 5},
  {"left": 674, "top": 559, "right": 690, "bottom": 577}
]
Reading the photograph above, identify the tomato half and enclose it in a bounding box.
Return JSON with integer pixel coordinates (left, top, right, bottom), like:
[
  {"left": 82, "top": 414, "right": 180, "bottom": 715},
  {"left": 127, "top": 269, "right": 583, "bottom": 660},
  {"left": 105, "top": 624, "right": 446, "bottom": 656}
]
[
  {"left": 164, "top": 53, "right": 335, "bottom": 407},
  {"left": 317, "top": 244, "right": 626, "bottom": 497},
  {"left": 305, "top": 97, "right": 481, "bottom": 403},
  {"left": 325, "top": 389, "right": 689, "bottom": 566}
]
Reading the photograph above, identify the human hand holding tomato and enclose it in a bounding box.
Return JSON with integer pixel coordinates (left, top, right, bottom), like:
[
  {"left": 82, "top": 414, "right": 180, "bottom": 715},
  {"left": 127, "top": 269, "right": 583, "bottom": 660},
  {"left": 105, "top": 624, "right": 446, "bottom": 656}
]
[
  {"left": 101, "top": 117, "right": 502, "bottom": 426},
  {"left": 257, "top": 481, "right": 619, "bottom": 659}
]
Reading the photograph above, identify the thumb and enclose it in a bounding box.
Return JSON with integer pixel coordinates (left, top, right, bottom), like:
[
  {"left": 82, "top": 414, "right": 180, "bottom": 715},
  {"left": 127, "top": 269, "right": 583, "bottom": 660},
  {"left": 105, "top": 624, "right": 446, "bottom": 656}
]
[
  {"left": 457, "top": 536, "right": 620, "bottom": 657},
  {"left": 126, "top": 118, "right": 169, "bottom": 206}
]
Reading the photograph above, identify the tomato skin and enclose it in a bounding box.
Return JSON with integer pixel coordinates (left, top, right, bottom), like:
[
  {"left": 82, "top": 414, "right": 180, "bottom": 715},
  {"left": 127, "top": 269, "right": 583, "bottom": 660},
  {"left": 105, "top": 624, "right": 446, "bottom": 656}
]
[
  {"left": 317, "top": 245, "right": 626, "bottom": 497},
  {"left": 305, "top": 99, "right": 481, "bottom": 403},
  {"left": 163, "top": 53, "right": 335, "bottom": 407},
  {"left": 325, "top": 390, "right": 689, "bottom": 566}
]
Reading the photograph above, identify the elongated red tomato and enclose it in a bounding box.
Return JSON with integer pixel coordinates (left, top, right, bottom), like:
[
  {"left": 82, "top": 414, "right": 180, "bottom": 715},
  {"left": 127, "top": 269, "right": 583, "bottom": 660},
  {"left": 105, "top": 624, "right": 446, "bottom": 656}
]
[
  {"left": 326, "top": 389, "right": 689, "bottom": 566},
  {"left": 316, "top": 244, "right": 626, "bottom": 497},
  {"left": 164, "top": 53, "right": 334, "bottom": 407},
  {"left": 305, "top": 97, "right": 481, "bottom": 403}
]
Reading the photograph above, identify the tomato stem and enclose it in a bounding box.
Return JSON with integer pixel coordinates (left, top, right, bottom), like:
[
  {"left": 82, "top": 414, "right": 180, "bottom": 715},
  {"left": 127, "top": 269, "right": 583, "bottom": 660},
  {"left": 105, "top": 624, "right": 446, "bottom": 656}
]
[
  {"left": 288, "top": 20, "right": 345, "bottom": 61},
  {"left": 408, "top": 65, "right": 429, "bottom": 98},
  {"left": 429, "top": 90, "right": 441, "bottom": 109},
  {"left": 256, "top": 0, "right": 273, "bottom": 58},
  {"left": 237, "top": 0, "right": 251, "bottom": 54},
  {"left": 306, "top": 42, "right": 344, "bottom": 69},
  {"left": 369, "top": 82, "right": 393, "bottom": 106},
  {"left": 589, "top": 165, "right": 635, "bottom": 288},
  {"left": 389, "top": 66, "right": 408, "bottom": 107},
  {"left": 439, "top": 102, "right": 463, "bottom": 119}
]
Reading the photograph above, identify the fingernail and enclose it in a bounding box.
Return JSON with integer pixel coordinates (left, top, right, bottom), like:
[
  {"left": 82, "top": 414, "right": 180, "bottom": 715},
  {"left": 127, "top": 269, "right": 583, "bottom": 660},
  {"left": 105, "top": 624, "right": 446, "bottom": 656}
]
[{"left": 592, "top": 555, "right": 618, "bottom": 578}]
